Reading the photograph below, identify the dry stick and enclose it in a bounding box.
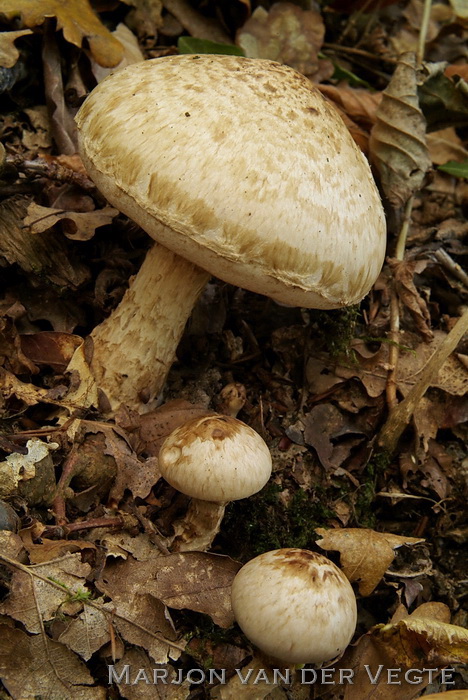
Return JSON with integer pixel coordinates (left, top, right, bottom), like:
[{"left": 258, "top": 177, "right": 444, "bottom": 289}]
[
  {"left": 0, "top": 553, "right": 186, "bottom": 654},
  {"left": 378, "top": 307, "right": 468, "bottom": 454},
  {"left": 384, "top": 0, "right": 432, "bottom": 410},
  {"left": 416, "top": 0, "right": 433, "bottom": 66},
  {"left": 434, "top": 248, "right": 468, "bottom": 288},
  {"left": 322, "top": 43, "right": 398, "bottom": 64},
  {"left": 386, "top": 195, "right": 414, "bottom": 409}
]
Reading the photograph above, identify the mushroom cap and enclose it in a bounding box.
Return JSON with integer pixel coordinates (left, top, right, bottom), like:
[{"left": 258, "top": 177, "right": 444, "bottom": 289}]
[
  {"left": 158, "top": 414, "right": 272, "bottom": 502},
  {"left": 231, "top": 548, "right": 357, "bottom": 664},
  {"left": 76, "top": 55, "right": 386, "bottom": 309}
]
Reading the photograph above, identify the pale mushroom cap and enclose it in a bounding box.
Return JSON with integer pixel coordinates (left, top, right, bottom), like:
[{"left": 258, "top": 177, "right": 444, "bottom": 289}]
[
  {"left": 158, "top": 414, "right": 272, "bottom": 502},
  {"left": 76, "top": 55, "right": 386, "bottom": 309},
  {"left": 231, "top": 548, "right": 357, "bottom": 664}
]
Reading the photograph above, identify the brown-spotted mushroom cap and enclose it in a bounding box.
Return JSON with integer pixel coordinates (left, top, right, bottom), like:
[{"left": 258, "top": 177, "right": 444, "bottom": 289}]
[
  {"left": 75, "top": 55, "right": 386, "bottom": 411},
  {"left": 158, "top": 414, "right": 272, "bottom": 502},
  {"left": 231, "top": 548, "right": 357, "bottom": 664}
]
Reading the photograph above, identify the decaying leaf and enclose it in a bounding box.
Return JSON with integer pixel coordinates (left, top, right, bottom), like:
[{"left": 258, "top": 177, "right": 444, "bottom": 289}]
[
  {"left": 0, "top": 531, "right": 26, "bottom": 562},
  {"left": 139, "top": 399, "right": 211, "bottom": 457},
  {"left": 0, "top": 198, "right": 90, "bottom": 288},
  {"left": 98, "top": 423, "right": 160, "bottom": 503},
  {"left": 397, "top": 330, "right": 468, "bottom": 397},
  {"left": 419, "top": 69, "right": 468, "bottom": 132},
  {"left": 326, "top": 602, "right": 462, "bottom": 700},
  {"left": 211, "top": 656, "right": 281, "bottom": 700},
  {"left": 318, "top": 84, "right": 382, "bottom": 130},
  {"left": 427, "top": 126, "right": 468, "bottom": 164},
  {"left": 0, "top": 438, "right": 57, "bottom": 500},
  {"left": 315, "top": 527, "right": 424, "bottom": 595},
  {"left": 1, "top": 0, "right": 123, "bottom": 67},
  {"left": 96, "top": 556, "right": 184, "bottom": 663},
  {"left": 144, "top": 552, "right": 241, "bottom": 628},
  {"left": 110, "top": 647, "right": 190, "bottom": 700},
  {"left": 236, "top": 2, "right": 333, "bottom": 80},
  {"left": 0, "top": 29, "right": 32, "bottom": 68},
  {"left": 309, "top": 327, "right": 468, "bottom": 410},
  {"left": 20, "top": 331, "right": 83, "bottom": 371},
  {"left": 0, "top": 624, "right": 106, "bottom": 699},
  {"left": 0, "top": 553, "right": 91, "bottom": 633},
  {"left": 388, "top": 258, "right": 433, "bottom": 341},
  {"left": 0, "top": 313, "right": 39, "bottom": 376},
  {"left": 58, "top": 598, "right": 112, "bottom": 660},
  {"left": 24, "top": 202, "right": 118, "bottom": 241},
  {"left": 390, "top": 0, "right": 456, "bottom": 56},
  {"left": 374, "top": 603, "right": 468, "bottom": 665},
  {"left": 25, "top": 538, "right": 96, "bottom": 564},
  {"left": 370, "top": 52, "right": 432, "bottom": 207}
]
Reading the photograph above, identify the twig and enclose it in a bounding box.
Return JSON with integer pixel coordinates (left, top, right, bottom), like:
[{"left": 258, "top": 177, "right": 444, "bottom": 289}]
[
  {"left": 42, "top": 516, "right": 125, "bottom": 538},
  {"left": 378, "top": 308, "right": 468, "bottom": 454},
  {"left": 322, "top": 43, "right": 398, "bottom": 64},
  {"left": 6, "top": 155, "right": 97, "bottom": 194},
  {"left": 386, "top": 195, "right": 414, "bottom": 409},
  {"left": 384, "top": 0, "right": 433, "bottom": 409},
  {"left": 52, "top": 449, "right": 81, "bottom": 526},
  {"left": 434, "top": 248, "right": 468, "bottom": 288},
  {"left": 417, "top": 0, "right": 433, "bottom": 66}
]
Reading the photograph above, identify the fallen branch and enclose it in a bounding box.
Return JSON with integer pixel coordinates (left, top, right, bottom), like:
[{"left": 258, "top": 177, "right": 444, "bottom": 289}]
[{"left": 378, "top": 308, "right": 468, "bottom": 454}]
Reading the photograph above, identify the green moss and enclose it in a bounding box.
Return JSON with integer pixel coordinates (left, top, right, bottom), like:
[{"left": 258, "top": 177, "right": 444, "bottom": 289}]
[
  {"left": 220, "top": 483, "right": 335, "bottom": 560},
  {"left": 310, "top": 305, "right": 360, "bottom": 358},
  {"left": 353, "top": 451, "right": 391, "bottom": 527}
]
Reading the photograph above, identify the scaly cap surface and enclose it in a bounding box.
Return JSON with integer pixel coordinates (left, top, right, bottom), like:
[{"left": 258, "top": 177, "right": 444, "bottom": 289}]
[
  {"left": 231, "top": 548, "right": 357, "bottom": 663},
  {"left": 76, "top": 55, "right": 386, "bottom": 308}
]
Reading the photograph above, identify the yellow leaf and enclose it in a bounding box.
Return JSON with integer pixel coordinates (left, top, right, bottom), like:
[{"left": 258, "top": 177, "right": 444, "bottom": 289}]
[
  {"left": 315, "top": 527, "right": 424, "bottom": 595},
  {"left": 373, "top": 603, "right": 468, "bottom": 666},
  {"left": 1, "top": 0, "right": 123, "bottom": 67},
  {"left": 0, "top": 29, "right": 32, "bottom": 68}
]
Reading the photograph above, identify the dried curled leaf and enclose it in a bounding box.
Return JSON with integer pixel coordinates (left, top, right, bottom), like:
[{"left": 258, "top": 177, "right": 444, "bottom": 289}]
[
  {"left": 332, "top": 602, "right": 458, "bottom": 700},
  {"left": 373, "top": 608, "right": 468, "bottom": 666},
  {"left": 315, "top": 527, "right": 424, "bottom": 596},
  {"left": 236, "top": 2, "right": 333, "bottom": 81},
  {"left": 24, "top": 202, "right": 118, "bottom": 241},
  {"left": 370, "top": 52, "right": 431, "bottom": 208},
  {"left": 1, "top": 0, "right": 123, "bottom": 67}
]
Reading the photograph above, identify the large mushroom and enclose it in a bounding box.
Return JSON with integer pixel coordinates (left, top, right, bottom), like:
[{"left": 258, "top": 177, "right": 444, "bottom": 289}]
[
  {"left": 231, "top": 548, "right": 357, "bottom": 664},
  {"left": 76, "top": 54, "right": 386, "bottom": 411}
]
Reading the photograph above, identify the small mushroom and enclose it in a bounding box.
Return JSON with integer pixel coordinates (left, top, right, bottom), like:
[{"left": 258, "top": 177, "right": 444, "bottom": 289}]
[
  {"left": 76, "top": 55, "right": 386, "bottom": 411},
  {"left": 231, "top": 548, "right": 357, "bottom": 664},
  {"left": 158, "top": 413, "right": 272, "bottom": 503}
]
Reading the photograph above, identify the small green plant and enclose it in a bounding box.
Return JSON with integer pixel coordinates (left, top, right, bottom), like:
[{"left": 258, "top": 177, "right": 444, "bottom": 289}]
[{"left": 47, "top": 577, "right": 92, "bottom": 603}]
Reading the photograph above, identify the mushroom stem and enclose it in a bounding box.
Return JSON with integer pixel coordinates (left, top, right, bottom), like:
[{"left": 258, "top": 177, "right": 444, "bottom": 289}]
[{"left": 90, "top": 243, "right": 209, "bottom": 411}]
